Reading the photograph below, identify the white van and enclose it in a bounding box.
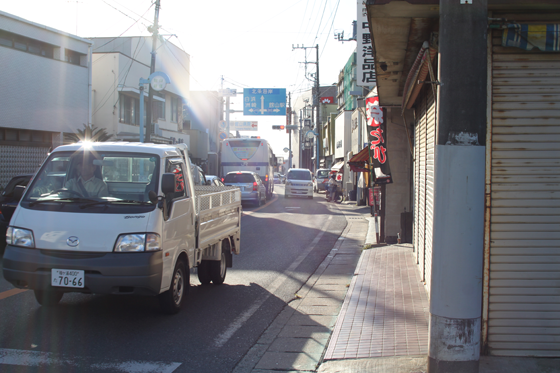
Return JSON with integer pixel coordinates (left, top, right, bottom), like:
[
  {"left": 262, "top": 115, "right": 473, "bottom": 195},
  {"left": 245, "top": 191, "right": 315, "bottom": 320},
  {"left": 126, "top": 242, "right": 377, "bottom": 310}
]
[{"left": 284, "top": 168, "right": 313, "bottom": 199}]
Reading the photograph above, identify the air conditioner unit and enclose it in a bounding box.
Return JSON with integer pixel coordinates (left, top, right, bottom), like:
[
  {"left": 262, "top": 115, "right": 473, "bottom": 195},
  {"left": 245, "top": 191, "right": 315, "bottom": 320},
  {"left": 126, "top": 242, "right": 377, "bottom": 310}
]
[{"left": 154, "top": 124, "right": 163, "bottom": 136}]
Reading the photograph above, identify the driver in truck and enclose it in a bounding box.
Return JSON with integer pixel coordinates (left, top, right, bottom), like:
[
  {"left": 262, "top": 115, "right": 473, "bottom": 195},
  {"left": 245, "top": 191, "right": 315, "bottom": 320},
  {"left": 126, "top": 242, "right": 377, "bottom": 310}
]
[{"left": 65, "top": 155, "right": 108, "bottom": 198}]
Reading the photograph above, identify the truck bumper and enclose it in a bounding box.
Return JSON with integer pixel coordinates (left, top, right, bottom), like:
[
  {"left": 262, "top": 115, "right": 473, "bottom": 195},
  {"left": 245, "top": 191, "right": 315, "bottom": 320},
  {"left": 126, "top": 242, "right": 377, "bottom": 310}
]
[{"left": 2, "top": 245, "right": 163, "bottom": 296}]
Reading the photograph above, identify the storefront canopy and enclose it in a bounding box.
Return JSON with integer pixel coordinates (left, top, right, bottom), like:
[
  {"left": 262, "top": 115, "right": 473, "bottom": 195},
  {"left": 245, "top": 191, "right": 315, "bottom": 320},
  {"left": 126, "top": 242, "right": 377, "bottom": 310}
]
[
  {"left": 331, "top": 161, "right": 344, "bottom": 172},
  {"left": 347, "top": 147, "right": 370, "bottom": 173}
]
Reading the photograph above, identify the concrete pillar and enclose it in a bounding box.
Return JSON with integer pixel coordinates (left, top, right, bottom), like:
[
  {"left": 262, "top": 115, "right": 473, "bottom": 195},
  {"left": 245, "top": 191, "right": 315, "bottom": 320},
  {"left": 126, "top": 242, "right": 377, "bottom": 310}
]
[{"left": 428, "top": 1, "right": 487, "bottom": 373}]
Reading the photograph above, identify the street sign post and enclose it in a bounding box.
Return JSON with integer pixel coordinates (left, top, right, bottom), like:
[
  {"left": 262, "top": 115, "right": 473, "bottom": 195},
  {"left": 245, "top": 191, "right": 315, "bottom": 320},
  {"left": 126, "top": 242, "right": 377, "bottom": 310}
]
[{"left": 243, "top": 88, "right": 286, "bottom": 116}]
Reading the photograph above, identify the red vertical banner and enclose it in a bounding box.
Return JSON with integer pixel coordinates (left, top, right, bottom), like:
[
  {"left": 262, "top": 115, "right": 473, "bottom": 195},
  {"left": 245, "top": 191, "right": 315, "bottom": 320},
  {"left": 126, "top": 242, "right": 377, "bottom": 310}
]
[{"left": 365, "top": 95, "right": 392, "bottom": 184}]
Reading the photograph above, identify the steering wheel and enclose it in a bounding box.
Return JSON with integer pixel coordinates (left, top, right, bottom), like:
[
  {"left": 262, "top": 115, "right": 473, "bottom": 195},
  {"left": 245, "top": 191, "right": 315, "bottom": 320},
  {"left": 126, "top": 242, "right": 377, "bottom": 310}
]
[{"left": 54, "top": 189, "right": 83, "bottom": 197}]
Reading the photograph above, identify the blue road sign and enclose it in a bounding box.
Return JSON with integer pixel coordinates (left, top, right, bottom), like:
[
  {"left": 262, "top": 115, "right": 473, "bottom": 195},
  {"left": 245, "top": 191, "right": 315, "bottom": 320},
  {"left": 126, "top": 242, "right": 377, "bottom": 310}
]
[{"left": 243, "top": 88, "right": 286, "bottom": 116}]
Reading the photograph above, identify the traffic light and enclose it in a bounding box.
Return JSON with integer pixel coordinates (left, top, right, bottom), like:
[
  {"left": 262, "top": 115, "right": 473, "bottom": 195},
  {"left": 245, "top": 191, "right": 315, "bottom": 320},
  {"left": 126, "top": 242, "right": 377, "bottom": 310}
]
[{"left": 272, "top": 125, "right": 285, "bottom": 130}]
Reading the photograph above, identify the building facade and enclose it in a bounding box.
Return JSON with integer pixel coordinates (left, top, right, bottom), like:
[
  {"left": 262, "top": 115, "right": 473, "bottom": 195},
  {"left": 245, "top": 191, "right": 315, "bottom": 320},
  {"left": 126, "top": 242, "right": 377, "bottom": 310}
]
[
  {"left": 366, "top": 0, "right": 560, "bottom": 369},
  {"left": 0, "top": 11, "right": 92, "bottom": 189},
  {"left": 89, "top": 36, "right": 191, "bottom": 146}
]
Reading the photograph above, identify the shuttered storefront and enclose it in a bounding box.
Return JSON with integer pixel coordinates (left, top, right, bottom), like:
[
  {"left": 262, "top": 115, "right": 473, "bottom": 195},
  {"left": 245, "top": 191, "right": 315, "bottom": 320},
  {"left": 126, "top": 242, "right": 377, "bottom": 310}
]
[
  {"left": 413, "top": 87, "right": 437, "bottom": 291},
  {"left": 485, "top": 26, "right": 560, "bottom": 357}
]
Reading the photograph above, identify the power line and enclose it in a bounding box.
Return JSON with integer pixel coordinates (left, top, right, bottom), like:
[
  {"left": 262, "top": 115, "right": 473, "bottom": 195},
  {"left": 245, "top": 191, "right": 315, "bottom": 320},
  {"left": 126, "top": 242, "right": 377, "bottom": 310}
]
[
  {"left": 93, "top": 3, "right": 153, "bottom": 51},
  {"left": 319, "top": 0, "right": 341, "bottom": 59}
]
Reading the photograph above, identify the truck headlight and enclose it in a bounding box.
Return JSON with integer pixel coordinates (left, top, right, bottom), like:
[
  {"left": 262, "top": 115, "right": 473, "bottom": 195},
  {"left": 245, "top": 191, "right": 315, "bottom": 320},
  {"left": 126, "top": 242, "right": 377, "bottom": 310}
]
[
  {"left": 6, "top": 227, "right": 35, "bottom": 248},
  {"left": 114, "top": 233, "right": 161, "bottom": 252},
  {"left": 308, "top": 182, "right": 313, "bottom": 187}
]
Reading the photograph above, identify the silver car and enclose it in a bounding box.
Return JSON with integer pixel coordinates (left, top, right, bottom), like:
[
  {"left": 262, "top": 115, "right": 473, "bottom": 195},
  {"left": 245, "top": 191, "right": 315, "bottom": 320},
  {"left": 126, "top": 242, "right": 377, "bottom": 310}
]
[{"left": 223, "top": 171, "right": 267, "bottom": 206}]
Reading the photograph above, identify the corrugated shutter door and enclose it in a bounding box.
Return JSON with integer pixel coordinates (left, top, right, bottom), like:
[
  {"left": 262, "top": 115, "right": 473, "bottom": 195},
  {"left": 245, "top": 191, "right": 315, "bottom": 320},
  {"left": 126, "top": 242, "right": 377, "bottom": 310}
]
[
  {"left": 424, "top": 89, "right": 436, "bottom": 292},
  {"left": 414, "top": 93, "right": 427, "bottom": 282},
  {"left": 487, "top": 28, "right": 560, "bottom": 357}
]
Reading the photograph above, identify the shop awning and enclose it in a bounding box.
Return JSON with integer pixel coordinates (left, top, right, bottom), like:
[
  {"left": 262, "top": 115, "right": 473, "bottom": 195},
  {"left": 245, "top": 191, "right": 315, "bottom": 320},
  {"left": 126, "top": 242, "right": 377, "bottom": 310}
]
[
  {"left": 347, "top": 147, "right": 370, "bottom": 173},
  {"left": 401, "top": 41, "right": 437, "bottom": 113},
  {"left": 331, "top": 161, "right": 344, "bottom": 172}
]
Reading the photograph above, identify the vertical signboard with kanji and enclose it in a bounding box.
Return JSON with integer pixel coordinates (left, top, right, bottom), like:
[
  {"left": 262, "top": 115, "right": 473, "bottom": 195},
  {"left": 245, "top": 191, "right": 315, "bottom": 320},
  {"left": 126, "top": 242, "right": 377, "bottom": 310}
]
[
  {"left": 366, "top": 95, "right": 392, "bottom": 184},
  {"left": 357, "top": 0, "right": 376, "bottom": 87}
]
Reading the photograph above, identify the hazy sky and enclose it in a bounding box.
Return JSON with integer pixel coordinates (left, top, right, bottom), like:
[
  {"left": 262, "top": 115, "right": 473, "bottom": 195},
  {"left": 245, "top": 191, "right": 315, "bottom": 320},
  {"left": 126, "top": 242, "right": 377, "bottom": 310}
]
[{"left": 2, "top": 0, "right": 358, "bottom": 156}]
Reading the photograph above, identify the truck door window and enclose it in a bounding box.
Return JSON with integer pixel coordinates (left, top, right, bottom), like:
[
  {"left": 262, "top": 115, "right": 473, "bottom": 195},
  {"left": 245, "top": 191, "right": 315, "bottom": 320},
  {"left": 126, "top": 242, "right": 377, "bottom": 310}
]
[{"left": 165, "top": 159, "right": 189, "bottom": 199}]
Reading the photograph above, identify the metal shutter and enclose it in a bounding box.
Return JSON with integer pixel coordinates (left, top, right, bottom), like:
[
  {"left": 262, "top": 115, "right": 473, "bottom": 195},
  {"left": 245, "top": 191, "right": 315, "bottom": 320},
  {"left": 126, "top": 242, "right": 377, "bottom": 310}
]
[
  {"left": 414, "top": 93, "right": 427, "bottom": 282},
  {"left": 413, "top": 87, "right": 437, "bottom": 289},
  {"left": 486, "top": 27, "right": 560, "bottom": 357},
  {"left": 424, "top": 89, "right": 436, "bottom": 292}
]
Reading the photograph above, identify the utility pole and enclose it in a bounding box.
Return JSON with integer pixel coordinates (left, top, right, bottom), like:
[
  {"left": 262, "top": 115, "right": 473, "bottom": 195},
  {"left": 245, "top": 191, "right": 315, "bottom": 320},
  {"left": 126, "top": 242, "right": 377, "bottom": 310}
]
[
  {"left": 315, "top": 44, "right": 320, "bottom": 172},
  {"left": 145, "top": 0, "right": 160, "bottom": 143},
  {"left": 292, "top": 44, "right": 320, "bottom": 171},
  {"left": 288, "top": 92, "right": 292, "bottom": 169}
]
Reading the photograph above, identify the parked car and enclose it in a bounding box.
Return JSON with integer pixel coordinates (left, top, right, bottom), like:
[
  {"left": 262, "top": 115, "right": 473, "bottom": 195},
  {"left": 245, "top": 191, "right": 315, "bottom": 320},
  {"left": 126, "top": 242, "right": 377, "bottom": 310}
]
[
  {"left": 313, "top": 168, "right": 330, "bottom": 193},
  {"left": 223, "top": 171, "right": 266, "bottom": 206},
  {"left": 205, "top": 175, "right": 225, "bottom": 187},
  {"left": 284, "top": 168, "right": 313, "bottom": 199},
  {"left": 0, "top": 174, "right": 33, "bottom": 252}
]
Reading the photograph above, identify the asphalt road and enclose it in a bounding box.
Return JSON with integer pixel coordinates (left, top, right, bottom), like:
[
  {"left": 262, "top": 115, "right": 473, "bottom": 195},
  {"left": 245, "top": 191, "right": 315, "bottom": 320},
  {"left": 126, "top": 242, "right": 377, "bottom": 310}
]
[{"left": 0, "top": 185, "right": 348, "bottom": 373}]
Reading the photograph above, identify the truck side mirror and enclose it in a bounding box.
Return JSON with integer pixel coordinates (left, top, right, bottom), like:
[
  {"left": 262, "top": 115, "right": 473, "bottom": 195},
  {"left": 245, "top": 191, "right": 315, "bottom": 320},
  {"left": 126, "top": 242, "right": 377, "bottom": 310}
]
[
  {"left": 161, "top": 173, "right": 175, "bottom": 194},
  {"left": 13, "top": 185, "right": 26, "bottom": 201}
]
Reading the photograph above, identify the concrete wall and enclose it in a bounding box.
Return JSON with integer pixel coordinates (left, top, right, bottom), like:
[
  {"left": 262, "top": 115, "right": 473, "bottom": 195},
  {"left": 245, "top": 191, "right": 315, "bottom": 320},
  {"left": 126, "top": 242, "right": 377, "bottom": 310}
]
[{"left": 384, "top": 108, "right": 412, "bottom": 242}]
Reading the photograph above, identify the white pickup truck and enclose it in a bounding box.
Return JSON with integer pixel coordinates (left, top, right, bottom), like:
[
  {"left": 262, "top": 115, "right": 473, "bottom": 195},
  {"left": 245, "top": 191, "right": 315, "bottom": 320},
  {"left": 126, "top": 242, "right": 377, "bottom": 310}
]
[{"left": 2, "top": 142, "right": 241, "bottom": 314}]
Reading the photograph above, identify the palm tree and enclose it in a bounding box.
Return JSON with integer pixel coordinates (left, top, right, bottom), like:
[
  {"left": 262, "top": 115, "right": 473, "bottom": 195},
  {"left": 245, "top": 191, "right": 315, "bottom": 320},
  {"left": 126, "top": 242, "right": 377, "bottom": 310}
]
[{"left": 65, "top": 124, "right": 113, "bottom": 143}]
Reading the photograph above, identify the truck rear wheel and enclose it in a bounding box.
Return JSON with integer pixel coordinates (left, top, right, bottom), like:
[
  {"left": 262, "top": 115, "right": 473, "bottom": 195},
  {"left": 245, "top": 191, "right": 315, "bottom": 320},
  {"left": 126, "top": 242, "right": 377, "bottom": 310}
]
[
  {"left": 159, "top": 258, "right": 188, "bottom": 314},
  {"left": 209, "top": 241, "right": 228, "bottom": 285},
  {"left": 197, "top": 261, "right": 211, "bottom": 285},
  {"left": 34, "top": 290, "right": 63, "bottom": 306}
]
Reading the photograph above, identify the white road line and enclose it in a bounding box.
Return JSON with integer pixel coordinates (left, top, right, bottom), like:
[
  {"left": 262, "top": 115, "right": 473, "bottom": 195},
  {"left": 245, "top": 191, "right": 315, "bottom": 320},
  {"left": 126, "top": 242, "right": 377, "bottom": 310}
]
[
  {"left": 0, "top": 348, "right": 181, "bottom": 372},
  {"left": 213, "top": 216, "right": 333, "bottom": 348}
]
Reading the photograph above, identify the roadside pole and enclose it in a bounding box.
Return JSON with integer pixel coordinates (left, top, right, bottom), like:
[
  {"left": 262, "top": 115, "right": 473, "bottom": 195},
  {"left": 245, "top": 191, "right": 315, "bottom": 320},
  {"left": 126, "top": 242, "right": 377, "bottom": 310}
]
[{"left": 428, "top": 1, "right": 487, "bottom": 372}]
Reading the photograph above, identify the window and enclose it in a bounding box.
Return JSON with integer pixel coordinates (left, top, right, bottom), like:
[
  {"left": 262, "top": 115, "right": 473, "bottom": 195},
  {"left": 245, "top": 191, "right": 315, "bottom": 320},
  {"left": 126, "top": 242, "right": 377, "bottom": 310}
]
[
  {"left": 166, "top": 159, "right": 188, "bottom": 199},
  {"left": 170, "top": 97, "right": 179, "bottom": 123},
  {"left": 0, "top": 30, "right": 55, "bottom": 60},
  {"left": 65, "top": 49, "right": 82, "bottom": 65},
  {"left": 119, "top": 93, "right": 140, "bottom": 125},
  {"left": 152, "top": 100, "right": 165, "bottom": 120}
]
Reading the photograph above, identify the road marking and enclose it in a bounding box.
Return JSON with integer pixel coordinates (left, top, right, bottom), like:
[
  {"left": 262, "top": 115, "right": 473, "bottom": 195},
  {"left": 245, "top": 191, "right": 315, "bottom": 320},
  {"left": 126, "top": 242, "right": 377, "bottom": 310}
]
[
  {"left": 0, "top": 348, "right": 181, "bottom": 372},
  {"left": 0, "top": 288, "right": 28, "bottom": 300},
  {"left": 242, "top": 195, "right": 278, "bottom": 215},
  {"left": 213, "top": 215, "right": 333, "bottom": 348}
]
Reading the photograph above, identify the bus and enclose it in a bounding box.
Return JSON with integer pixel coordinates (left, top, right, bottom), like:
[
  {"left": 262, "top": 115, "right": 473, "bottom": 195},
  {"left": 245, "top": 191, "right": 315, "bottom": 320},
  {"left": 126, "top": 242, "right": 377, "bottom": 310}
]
[{"left": 220, "top": 138, "right": 277, "bottom": 199}]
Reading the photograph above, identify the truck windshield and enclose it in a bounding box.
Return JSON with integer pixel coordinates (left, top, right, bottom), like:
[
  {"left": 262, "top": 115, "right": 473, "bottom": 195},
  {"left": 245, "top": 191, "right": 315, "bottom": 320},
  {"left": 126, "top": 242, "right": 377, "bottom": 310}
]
[{"left": 23, "top": 151, "right": 160, "bottom": 205}]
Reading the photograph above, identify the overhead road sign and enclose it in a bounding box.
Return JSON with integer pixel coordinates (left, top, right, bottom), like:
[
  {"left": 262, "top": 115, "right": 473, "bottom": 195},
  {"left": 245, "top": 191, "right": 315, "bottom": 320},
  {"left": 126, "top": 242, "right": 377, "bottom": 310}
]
[{"left": 243, "top": 88, "right": 286, "bottom": 116}]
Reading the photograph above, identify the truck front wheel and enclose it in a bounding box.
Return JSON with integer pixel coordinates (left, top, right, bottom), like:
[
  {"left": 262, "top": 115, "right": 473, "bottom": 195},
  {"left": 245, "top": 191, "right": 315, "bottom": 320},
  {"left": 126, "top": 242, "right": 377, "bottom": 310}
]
[
  {"left": 159, "top": 259, "right": 188, "bottom": 314},
  {"left": 209, "top": 241, "right": 229, "bottom": 285}
]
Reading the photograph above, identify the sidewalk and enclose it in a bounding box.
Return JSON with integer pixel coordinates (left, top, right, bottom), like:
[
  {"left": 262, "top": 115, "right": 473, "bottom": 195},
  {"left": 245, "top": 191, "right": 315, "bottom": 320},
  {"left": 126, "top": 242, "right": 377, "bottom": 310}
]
[{"left": 235, "top": 202, "right": 560, "bottom": 373}]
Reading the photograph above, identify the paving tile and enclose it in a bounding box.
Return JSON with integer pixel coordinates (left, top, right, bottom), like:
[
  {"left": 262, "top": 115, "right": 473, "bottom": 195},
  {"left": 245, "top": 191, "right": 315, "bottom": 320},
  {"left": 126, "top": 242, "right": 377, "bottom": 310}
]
[{"left": 323, "top": 245, "right": 430, "bottom": 360}]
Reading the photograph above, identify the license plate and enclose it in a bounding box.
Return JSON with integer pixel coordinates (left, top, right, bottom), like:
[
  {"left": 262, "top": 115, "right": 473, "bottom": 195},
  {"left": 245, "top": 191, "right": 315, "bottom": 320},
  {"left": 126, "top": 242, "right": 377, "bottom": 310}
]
[{"left": 51, "top": 269, "right": 85, "bottom": 288}]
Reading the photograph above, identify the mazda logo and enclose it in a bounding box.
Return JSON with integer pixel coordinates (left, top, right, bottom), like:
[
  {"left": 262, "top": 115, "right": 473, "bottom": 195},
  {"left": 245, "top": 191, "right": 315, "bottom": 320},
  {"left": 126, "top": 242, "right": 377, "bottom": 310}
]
[{"left": 67, "top": 236, "right": 79, "bottom": 247}]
